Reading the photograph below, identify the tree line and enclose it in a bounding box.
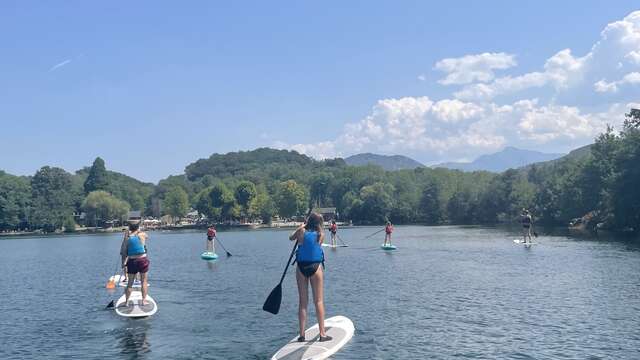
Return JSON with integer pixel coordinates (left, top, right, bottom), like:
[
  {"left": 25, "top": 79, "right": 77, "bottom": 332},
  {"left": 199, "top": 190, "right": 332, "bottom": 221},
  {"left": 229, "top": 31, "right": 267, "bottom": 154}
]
[{"left": 1, "top": 110, "right": 638, "bottom": 233}]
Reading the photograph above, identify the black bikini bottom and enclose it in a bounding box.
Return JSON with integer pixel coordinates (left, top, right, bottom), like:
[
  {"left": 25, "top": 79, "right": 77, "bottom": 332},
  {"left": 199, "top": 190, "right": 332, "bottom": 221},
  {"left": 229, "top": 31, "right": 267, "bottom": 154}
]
[{"left": 297, "top": 262, "right": 320, "bottom": 278}]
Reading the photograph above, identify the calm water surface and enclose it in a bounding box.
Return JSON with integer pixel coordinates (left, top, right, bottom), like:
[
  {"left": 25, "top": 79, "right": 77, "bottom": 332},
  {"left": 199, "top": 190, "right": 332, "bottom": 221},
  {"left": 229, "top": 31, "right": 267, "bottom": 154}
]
[{"left": 1, "top": 226, "right": 640, "bottom": 359}]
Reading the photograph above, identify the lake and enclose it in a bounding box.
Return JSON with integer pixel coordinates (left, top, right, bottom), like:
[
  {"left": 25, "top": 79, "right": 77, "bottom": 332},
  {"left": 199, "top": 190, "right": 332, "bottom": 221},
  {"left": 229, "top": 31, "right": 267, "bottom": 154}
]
[{"left": 1, "top": 226, "right": 639, "bottom": 359}]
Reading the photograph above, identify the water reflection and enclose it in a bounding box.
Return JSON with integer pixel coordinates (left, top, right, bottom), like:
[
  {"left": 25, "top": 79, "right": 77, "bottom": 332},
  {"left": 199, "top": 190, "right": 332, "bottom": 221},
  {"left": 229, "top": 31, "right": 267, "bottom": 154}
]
[
  {"left": 116, "top": 320, "right": 151, "bottom": 359},
  {"left": 206, "top": 259, "right": 218, "bottom": 271}
]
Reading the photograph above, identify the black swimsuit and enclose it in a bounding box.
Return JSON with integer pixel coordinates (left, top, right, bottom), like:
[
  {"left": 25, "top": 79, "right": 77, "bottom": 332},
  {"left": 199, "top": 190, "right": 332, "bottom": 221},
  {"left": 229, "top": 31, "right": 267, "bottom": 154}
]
[{"left": 297, "top": 262, "right": 320, "bottom": 278}]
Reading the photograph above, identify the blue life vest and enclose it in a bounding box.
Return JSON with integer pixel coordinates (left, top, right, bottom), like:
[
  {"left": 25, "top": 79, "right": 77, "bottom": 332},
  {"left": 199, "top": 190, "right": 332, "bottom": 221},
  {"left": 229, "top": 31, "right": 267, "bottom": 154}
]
[
  {"left": 127, "top": 234, "right": 146, "bottom": 256},
  {"left": 296, "top": 230, "right": 323, "bottom": 263}
]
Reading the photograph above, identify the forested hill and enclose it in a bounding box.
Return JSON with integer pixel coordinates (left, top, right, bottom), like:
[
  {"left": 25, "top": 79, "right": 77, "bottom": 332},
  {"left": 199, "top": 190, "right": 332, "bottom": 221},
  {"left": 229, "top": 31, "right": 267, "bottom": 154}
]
[
  {"left": 184, "top": 148, "right": 346, "bottom": 183},
  {"left": 344, "top": 153, "right": 424, "bottom": 171},
  {"left": 522, "top": 144, "right": 592, "bottom": 170},
  {"left": 1, "top": 109, "right": 638, "bottom": 234}
]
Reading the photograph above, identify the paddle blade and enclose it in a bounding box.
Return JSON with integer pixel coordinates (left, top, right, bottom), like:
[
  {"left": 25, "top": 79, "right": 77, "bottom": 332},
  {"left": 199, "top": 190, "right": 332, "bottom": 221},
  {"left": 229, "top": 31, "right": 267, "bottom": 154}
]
[
  {"left": 106, "top": 300, "right": 115, "bottom": 309},
  {"left": 262, "top": 284, "right": 282, "bottom": 314},
  {"left": 226, "top": 251, "right": 232, "bottom": 257},
  {"left": 106, "top": 280, "right": 116, "bottom": 289},
  {"left": 533, "top": 231, "right": 539, "bottom": 238}
]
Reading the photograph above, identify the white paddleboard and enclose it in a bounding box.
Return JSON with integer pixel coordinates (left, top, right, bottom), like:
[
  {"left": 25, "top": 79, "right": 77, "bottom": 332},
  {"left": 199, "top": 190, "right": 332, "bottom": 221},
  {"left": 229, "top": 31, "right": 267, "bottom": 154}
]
[
  {"left": 109, "top": 274, "right": 148, "bottom": 288},
  {"left": 513, "top": 239, "right": 537, "bottom": 245},
  {"left": 271, "top": 315, "right": 354, "bottom": 360},
  {"left": 321, "top": 244, "right": 348, "bottom": 248},
  {"left": 381, "top": 244, "right": 397, "bottom": 250},
  {"left": 115, "top": 291, "right": 157, "bottom": 318}
]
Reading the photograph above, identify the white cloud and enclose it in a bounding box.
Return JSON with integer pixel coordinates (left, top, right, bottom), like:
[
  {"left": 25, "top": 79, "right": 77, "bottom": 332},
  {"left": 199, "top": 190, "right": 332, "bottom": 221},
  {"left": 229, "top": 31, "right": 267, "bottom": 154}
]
[
  {"left": 431, "top": 99, "right": 484, "bottom": 123},
  {"left": 417, "top": 74, "right": 427, "bottom": 81},
  {"left": 48, "top": 59, "right": 72, "bottom": 72},
  {"left": 627, "top": 50, "right": 640, "bottom": 64},
  {"left": 454, "top": 11, "right": 640, "bottom": 101},
  {"left": 434, "top": 52, "right": 516, "bottom": 85},
  {"left": 276, "top": 11, "right": 640, "bottom": 164},
  {"left": 594, "top": 72, "right": 640, "bottom": 92}
]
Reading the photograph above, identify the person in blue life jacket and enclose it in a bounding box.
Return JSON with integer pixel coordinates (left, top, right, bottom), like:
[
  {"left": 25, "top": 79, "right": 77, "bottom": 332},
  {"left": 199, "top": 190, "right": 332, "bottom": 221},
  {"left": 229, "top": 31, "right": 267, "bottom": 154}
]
[
  {"left": 289, "top": 212, "right": 332, "bottom": 342},
  {"left": 120, "top": 221, "right": 150, "bottom": 306}
]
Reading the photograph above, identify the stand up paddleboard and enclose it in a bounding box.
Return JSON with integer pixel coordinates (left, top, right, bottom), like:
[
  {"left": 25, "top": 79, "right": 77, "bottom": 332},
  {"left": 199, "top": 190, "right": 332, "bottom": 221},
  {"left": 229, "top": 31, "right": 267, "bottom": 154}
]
[
  {"left": 109, "top": 274, "right": 149, "bottom": 288},
  {"left": 513, "top": 239, "right": 537, "bottom": 245},
  {"left": 321, "top": 244, "right": 348, "bottom": 248},
  {"left": 201, "top": 251, "right": 218, "bottom": 260},
  {"left": 381, "top": 244, "right": 397, "bottom": 250},
  {"left": 115, "top": 291, "right": 157, "bottom": 318},
  {"left": 271, "top": 315, "right": 354, "bottom": 360}
]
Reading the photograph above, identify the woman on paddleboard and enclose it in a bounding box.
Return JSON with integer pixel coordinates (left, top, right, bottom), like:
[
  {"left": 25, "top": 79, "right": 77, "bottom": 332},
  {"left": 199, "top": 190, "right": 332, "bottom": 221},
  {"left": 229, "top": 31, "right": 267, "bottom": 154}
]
[
  {"left": 206, "top": 225, "right": 216, "bottom": 253},
  {"left": 329, "top": 220, "right": 338, "bottom": 246},
  {"left": 289, "top": 213, "right": 332, "bottom": 342},
  {"left": 521, "top": 209, "right": 533, "bottom": 244},
  {"left": 121, "top": 221, "right": 150, "bottom": 306},
  {"left": 384, "top": 221, "right": 394, "bottom": 246}
]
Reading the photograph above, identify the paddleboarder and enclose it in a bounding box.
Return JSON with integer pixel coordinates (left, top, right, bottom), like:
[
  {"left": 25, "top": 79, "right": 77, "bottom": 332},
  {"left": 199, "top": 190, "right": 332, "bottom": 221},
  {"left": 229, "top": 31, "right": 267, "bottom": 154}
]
[
  {"left": 384, "top": 221, "right": 394, "bottom": 246},
  {"left": 206, "top": 225, "right": 217, "bottom": 253},
  {"left": 521, "top": 209, "right": 533, "bottom": 244},
  {"left": 329, "top": 220, "right": 338, "bottom": 246},
  {"left": 121, "top": 221, "right": 150, "bottom": 306},
  {"left": 289, "top": 213, "right": 332, "bottom": 342}
]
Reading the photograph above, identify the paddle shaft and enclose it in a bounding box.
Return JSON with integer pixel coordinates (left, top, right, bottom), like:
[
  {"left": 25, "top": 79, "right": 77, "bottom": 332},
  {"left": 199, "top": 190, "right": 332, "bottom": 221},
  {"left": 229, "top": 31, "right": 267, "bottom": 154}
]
[
  {"left": 215, "top": 236, "right": 232, "bottom": 257},
  {"left": 336, "top": 234, "right": 348, "bottom": 247},
  {"left": 365, "top": 228, "right": 385, "bottom": 238},
  {"left": 279, "top": 241, "right": 298, "bottom": 284}
]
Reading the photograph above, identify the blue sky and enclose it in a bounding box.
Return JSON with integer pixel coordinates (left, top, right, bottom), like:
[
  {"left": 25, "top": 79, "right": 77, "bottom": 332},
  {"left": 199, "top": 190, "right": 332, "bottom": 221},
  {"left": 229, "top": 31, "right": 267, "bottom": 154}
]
[{"left": 1, "top": 1, "right": 639, "bottom": 183}]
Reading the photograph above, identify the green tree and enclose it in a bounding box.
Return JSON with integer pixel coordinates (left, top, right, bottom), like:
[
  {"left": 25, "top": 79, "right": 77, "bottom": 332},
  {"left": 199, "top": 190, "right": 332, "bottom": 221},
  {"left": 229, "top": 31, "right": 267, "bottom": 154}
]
[
  {"left": 164, "top": 187, "right": 190, "bottom": 220},
  {"left": 235, "top": 181, "right": 257, "bottom": 219},
  {"left": 610, "top": 117, "right": 640, "bottom": 230},
  {"left": 84, "top": 157, "right": 109, "bottom": 194},
  {"left": 447, "top": 190, "right": 474, "bottom": 224},
  {"left": 310, "top": 173, "right": 333, "bottom": 207},
  {"left": 420, "top": 182, "right": 442, "bottom": 225},
  {"left": 357, "top": 182, "right": 394, "bottom": 223},
  {"left": 251, "top": 186, "right": 276, "bottom": 224},
  {"left": 0, "top": 172, "right": 31, "bottom": 230},
  {"left": 82, "top": 191, "right": 130, "bottom": 227},
  {"left": 63, "top": 215, "right": 77, "bottom": 233},
  {"left": 209, "top": 182, "right": 236, "bottom": 221},
  {"left": 276, "top": 180, "right": 307, "bottom": 218},
  {"left": 31, "top": 166, "right": 77, "bottom": 232}
]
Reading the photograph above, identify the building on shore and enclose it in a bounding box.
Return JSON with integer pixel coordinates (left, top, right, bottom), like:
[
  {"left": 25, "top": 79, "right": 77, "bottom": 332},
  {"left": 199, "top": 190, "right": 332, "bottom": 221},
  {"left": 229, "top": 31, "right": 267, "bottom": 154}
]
[{"left": 314, "top": 207, "right": 337, "bottom": 221}]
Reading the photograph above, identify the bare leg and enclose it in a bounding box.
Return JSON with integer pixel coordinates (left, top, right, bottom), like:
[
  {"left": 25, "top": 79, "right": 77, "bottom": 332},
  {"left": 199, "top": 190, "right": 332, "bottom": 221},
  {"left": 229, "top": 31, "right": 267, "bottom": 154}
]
[
  {"left": 140, "top": 272, "right": 149, "bottom": 305},
  {"left": 125, "top": 274, "right": 136, "bottom": 305},
  {"left": 296, "top": 268, "right": 309, "bottom": 338},
  {"left": 310, "top": 266, "right": 326, "bottom": 337}
]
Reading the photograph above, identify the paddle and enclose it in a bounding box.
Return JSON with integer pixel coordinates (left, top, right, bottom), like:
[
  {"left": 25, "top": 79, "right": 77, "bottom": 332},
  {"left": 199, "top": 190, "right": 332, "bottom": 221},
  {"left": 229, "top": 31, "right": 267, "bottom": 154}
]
[
  {"left": 262, "top": 240, "right": 298, "bottom": 315},
  {"left": 215, "top": 236, "right": 232, "bottom": 257},
  {"left": 263, "top": 207, "right": 313, "bottom": 314},
  {"left": 336, "top": 234, "right": 349, "bottom": 247},
  {"left": 364, "top": 228, "right": 385, "bottom": 239}
]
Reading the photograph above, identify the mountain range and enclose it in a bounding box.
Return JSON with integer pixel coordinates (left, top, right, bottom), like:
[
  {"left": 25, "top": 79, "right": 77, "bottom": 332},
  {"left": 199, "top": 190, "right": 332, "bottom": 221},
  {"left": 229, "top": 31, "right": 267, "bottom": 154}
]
[
  {"left": 433, "top": 147, "right": 565, "bottom": 172},
  {"left": 344, "top": 147, "right": 568, "bottom": 173}
]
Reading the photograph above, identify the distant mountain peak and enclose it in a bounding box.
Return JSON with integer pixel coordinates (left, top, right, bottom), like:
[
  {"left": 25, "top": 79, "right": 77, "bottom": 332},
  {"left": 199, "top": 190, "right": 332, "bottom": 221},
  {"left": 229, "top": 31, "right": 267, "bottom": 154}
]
[
  {"left": 344, "top": 153, "right": 424, "bottom": 171},
  {"left": 433, "top": 147, "right": 565, "bottom": 172}
]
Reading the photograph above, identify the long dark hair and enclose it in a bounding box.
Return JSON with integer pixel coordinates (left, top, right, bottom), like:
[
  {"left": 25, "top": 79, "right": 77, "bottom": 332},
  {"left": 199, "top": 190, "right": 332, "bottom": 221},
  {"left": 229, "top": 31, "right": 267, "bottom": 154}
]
[
  {"left": 305, "top": 213, "right": 323, "bottom": 233},
  {"left": 128, "top": 221, "right": 140, "bottom": 232}
]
